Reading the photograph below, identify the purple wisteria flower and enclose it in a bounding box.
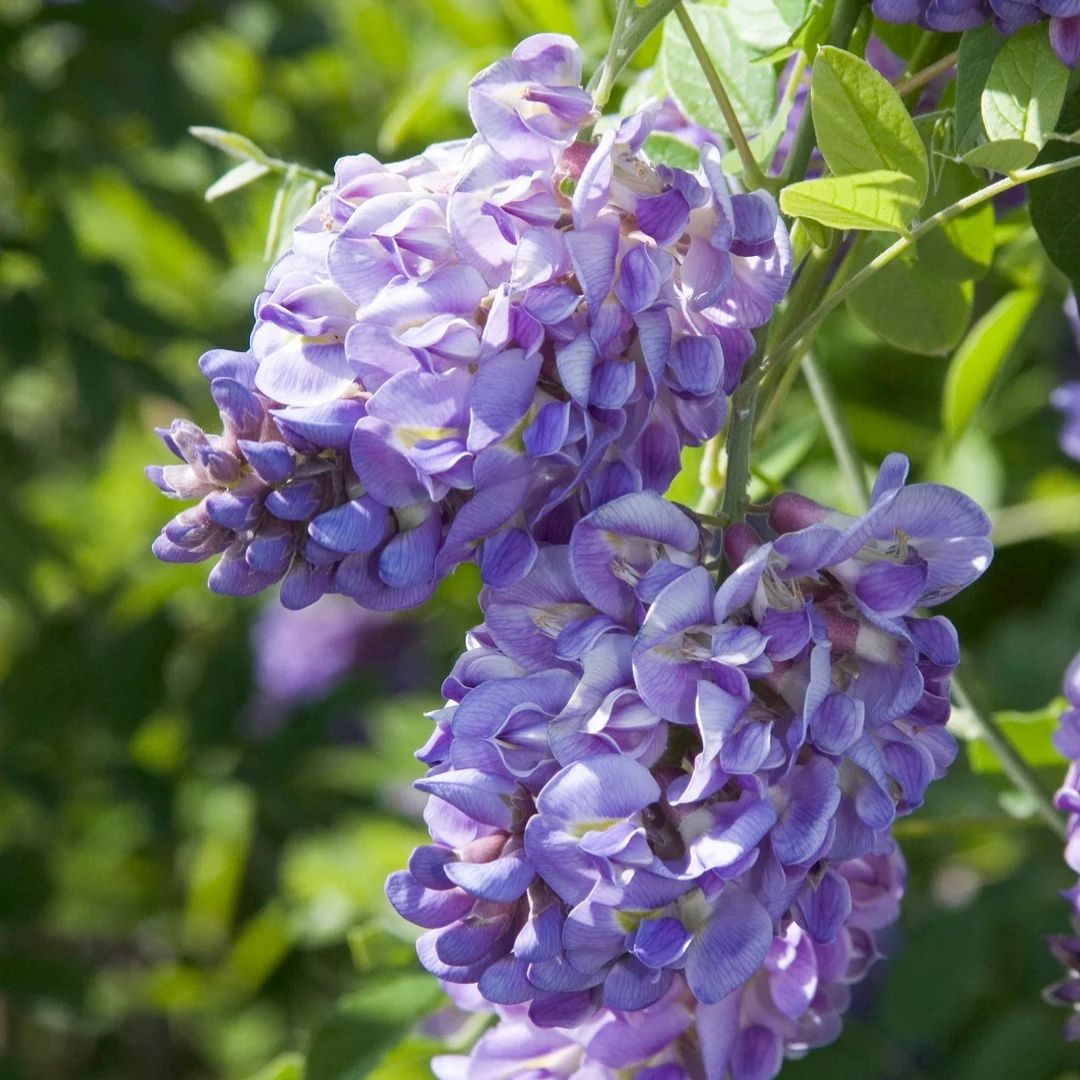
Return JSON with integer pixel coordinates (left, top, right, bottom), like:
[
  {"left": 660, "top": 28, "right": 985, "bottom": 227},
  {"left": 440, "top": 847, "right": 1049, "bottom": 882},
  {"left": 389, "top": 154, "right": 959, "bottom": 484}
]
[
  {"left": 1052, "top": 293, "right": 1080, "bottom": 461},
  {"left": 873, "top": 0, "right": 1080, "bottom": 66},
  {"left": 431, "top": 859, "right": 903, "bottom": 1080},
  {"left": 388, "top": 458, "right": 992, "bottom": 1073},
  {"left": 148, "top": 33, "right": 791, "bottom": 610},
  {"left": 1046, "top": 651, "right": 1080, "bottom": 1040}
]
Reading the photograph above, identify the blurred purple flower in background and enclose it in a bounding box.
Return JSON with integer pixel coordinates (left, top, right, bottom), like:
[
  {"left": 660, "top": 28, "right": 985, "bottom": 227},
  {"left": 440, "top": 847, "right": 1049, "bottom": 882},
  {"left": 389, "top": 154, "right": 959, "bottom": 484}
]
[
  {"left": 1052, "top": 294, "right": 1080, "bottom": 461},
  {"left": 1047, "top": 652, "right": 1080, "bottom": 1039},
  {"left": 387, "top": 457, "right": 992, "bottom": 1076},
  {"left": 873, "top": 0, "right": 1080, "bottom": 66},
  {"left": 148, "top": 34, "right": 791, "bottom": 611},
  {"left": 246, "top": 594, "right": 415, "bottom": 736}
]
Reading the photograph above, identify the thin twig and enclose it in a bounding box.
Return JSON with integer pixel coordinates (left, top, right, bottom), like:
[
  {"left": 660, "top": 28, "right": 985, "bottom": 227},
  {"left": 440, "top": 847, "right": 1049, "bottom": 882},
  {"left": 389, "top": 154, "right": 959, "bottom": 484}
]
[
  {"left": 801, "top": 350, "right": 869, "bottom": 509},
  {"left": 894, "top": 49, "right": 958, "bottom": 99},
  {"left": 951, "top": 674, "right": 1067, "bottom": 840},
  {"left": 749, "top": 154, "right": 1080, "bottom": 393},
  {"left": 992, "top": 494, "right": 1080, "bottom": 548},
  {"left": 673, "top": 3, "right": 769, "bottom": 191}
]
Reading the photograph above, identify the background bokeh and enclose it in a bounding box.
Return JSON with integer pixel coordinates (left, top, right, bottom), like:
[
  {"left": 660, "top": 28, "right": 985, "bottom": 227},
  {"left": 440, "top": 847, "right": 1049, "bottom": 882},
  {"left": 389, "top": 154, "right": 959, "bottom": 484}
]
[{"left": 2, "top": 1, "right": 1080, "bottom": 1077}]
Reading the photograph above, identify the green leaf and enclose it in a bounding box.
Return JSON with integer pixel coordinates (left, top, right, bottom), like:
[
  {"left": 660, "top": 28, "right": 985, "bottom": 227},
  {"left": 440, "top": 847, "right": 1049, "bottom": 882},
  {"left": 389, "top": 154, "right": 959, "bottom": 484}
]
[
  {"left": 955, "top": 24, "right": 1006, "bottom": 154},
  {"left": 1029, "top": 96, "right": 1080, "bottom": 294},
  {"left": 265, "top": 174, "right": 318, "bottom": 262},
  {"left": 789, "top": 0, "right": 836, "bottom": 56},
  {"left": 643, "top": 132, "right": 700, "bottom": 171},
  {"left": 960, "top": 139, "right": 1039, "bottom": 173},
  {"left": 721, "top": 92, "right": 795, "bottom": 176},
  {"left": 779, "top": 170, "right": 921, "bottom": 233},
  {"left": 726, "top": 0, "right": 809, "bottom": 51},
  {"left": 205, "top": 160, "right": 271, "bottom": 202},
  {"left": 967, "top": 698, "right": 1067, "bottom": 775},
  {"left": 845, "top": 236, "right": 974, "bottom": 355},
  {"left": 243, "top": 1053, "right": 304, "bottom": 1080},
  {"left": 942, "top": 289, "right": 1038, "bottom": 440},
  {"left": 366, "top": 1038, "right": 448, "bottom": 1080},
  {"left": 811, "top": 46, "right": 929, "bottom": 199},
  {"left": 306, "top": 977, "right": 444, "bottom": 1080},
  {"left": 915, "top": 161, "right": 995, "bottom": 282},
  {"left": 189, "top": 125, "right": 270, "bottom": 163},
  {"left": 981, "top": 23, "right": 1068, "bottom": 147},
  {"left": 748, "top": 412, "right": 820, "bottom": 501},
  {"left": 666, "top": 443, "right": 705, "bottom": 508},
  {"left": 661, "top": 3, "right": 777, "bottom": 134}
]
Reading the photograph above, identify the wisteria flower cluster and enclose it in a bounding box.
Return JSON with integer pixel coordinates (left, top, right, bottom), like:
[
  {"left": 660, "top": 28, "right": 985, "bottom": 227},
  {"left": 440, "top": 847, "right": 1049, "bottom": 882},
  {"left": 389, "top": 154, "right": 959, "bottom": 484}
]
[
  {"left": 1047, "top": 652, "right": 1080, "bottom": 1040},
  {"left": 1052, "top": 294, "right": 1080, "bottom": 462},
  {"left": 430, "top": 877, "right": 901, "bottom": 1080},
  {"left": 147, "top": 34, "right": 790, "bottom": 610},
  {"left": 873, "top": 0, "right": 1080, "bottom": 66},
  {"left": 386, "top": 455, "right": 992, "bottom": 1074}
]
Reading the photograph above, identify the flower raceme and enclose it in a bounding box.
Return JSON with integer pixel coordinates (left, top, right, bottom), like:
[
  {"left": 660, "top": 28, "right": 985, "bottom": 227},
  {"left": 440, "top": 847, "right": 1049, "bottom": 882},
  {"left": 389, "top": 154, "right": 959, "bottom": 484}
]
[
  {"left": 387, "top": 455, "right": 993, "bottom": 1076},
  {"left": 430, "top": 888, "right": 902, "bottom": 1080},
  {"left": 873, "top": 0, "right": 1080, "bottom": 66},
  {"left": 147, "top": 34, "right": 791, "bottom": 611},
  {"left": 1052, "top": 293, "right": 1080, "bottom": 462},
  {"left": 1047, "top": 652, "right": 1080, "bottom": 1040}
]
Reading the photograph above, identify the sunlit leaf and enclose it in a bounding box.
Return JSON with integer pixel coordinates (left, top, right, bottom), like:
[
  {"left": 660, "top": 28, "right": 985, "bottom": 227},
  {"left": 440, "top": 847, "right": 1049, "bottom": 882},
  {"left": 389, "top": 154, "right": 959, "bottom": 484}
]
[
  {"left": 942, "top": 289, "right": 1039, "bottom": 440},
  {"left": 812, "top": 46, "right": 929, "bottom": 199},
  {"left": 961, "top": 139, "right": 1039, "bottom": 173},
  {"left": 727, "top": 0, "right": 809, "bottom": 51},
  {"left": 967, "top": 698, "right": 1067, "bottom": 775},
  {"left": 189, "top": 125, "right": 271, "bottom": 163},
  {"left": 205, "top": 160, "right": 272, "bottom": 202},
  {"left": 955, "top": 24, "right": 1005, "bottom": 154},
  {"left": 779, "top": 170, "right": 921, "bottom": 233},
  {"left": 661, "top": 3, "right": 777, "bottom": 134},
  {"left": 643, "top": 132, "right": 701, "bottom": 171},
  {"left": 981, "top": 24, "right": 1068, "bottom": 147}
]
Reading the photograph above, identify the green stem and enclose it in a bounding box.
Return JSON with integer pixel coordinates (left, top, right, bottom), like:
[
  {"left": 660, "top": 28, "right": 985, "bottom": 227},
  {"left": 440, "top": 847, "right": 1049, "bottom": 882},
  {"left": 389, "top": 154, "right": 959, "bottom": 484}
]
[
  {"left": 780, "top": 0, "right": 866, "bottom": 184},
  {"left": 267, "top": 156, "right": 331, "bottom": 185},
  {"left": 892, "top": 813, "right": 1052, "bottom": 839},
  {"left": 751, "top": 154, "right": 1080, "bottom": 392},
  {"left": 895, "top": 49, "right": 958, "bottom": 99},
  {"left": 753, "top": 239, "right": 840, "bottom": 443},
  {"left": 720, "top": 380, "right": 759, "bottom": 524},
  {"left": 753, "top": 344, "right": 805, "bottom": 446},
  {"left": 801, "top": 350, "right": 869, "bottom": 509},
  {"left": 900, "top": 28, "right": 937, "bottom": 80},
  {"left": 951, "top": 674, "right": 1067, "bottom": 840},
  {"left": 992, "top": 494, "right": 1080, "bottom": 547},
  {"left": 673, "top": 4, "right": 770, "bottom": 191}
]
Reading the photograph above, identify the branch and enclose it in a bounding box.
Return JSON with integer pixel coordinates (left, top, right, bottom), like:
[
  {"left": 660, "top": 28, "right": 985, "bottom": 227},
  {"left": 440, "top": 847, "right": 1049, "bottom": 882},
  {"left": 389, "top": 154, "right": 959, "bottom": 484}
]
[
  {"left": 673, "top": 3, "right": 769, "bottom": 191},
  {"left": 750, "top": 154, "right": 1080, "bottom": 393},
  {"left": 951, "top": 674, "right": 1067, "bottom": 840}
]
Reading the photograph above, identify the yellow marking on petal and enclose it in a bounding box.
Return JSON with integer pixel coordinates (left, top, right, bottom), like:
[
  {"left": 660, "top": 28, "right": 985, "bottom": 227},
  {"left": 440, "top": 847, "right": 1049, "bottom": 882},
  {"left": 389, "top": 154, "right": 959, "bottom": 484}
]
[{"left": 397, "top": 425, "right": 458, "bottom": 448}]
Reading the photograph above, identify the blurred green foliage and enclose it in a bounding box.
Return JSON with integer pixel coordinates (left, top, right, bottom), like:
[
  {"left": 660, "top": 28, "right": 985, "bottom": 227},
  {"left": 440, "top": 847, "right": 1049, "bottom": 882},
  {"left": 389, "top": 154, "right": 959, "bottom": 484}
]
[{"left": 1, "top": 1, "right": 1080, "bottom": 1077}]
